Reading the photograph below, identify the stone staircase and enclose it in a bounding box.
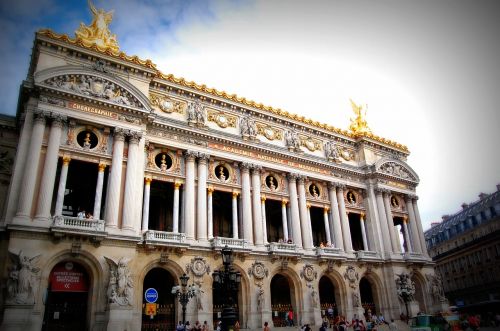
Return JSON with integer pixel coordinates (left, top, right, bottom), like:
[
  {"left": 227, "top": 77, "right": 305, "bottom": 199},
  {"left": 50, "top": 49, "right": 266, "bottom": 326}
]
[{"left": 240, "top": 321, "right": 411, "bottom": 331}]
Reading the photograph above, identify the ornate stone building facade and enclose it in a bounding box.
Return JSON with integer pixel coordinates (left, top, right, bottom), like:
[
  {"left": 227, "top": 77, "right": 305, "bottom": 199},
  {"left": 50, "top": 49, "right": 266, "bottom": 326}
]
[
  {"left": 425, "top": 187, "right": 500, "bottom": 312},
  {"left": 0, "top": 5, "right": 443, "bottom": 331}
]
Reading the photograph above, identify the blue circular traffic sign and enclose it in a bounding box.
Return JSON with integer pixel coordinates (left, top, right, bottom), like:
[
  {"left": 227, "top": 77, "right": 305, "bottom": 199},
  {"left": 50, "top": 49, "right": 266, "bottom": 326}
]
[{"left": 145, "top": 288, "right": 158, "bottom": 303}]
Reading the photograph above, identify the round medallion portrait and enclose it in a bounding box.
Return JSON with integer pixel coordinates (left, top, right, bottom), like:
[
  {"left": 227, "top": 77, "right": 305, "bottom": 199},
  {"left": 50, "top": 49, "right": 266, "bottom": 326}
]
[
  {"left": 77, "top": 130, "right": 98, "bottom": 149},
  {"left": 155, "top": 153, "right": 173, "bottom": 171}
]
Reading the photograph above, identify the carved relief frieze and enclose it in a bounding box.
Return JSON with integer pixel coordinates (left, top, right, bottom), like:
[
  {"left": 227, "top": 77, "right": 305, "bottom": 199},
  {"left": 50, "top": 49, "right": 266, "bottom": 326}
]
[
  {"left": 6, "top": 250, "right": 41, "bottom": 305},
  {"left": 379, "top": 161, "right": 416, "bottom": 181},
  {"left": 207, "top": 109, "right": 237, "bottom": 128},
  {"left": 256, "top": 123, "right": 283, "bottom": 141},
  {"left": 284, "top": 130, "right": 302, "bottom": 152},
  {"left": 104, "top": 256, "right": 134, "bottom": 306},
  {"left": 186, "top": 256, "right": 210, "bottom": 278},
  {"left": 150, "top": 92, "right": 186, "bottom": 114},
  {"left": 239, "top": 116, "right": 257, "bottom": 140},
  {"left": 337, "top": 146, "right": 356, "bottom": 161},
  {"left": 149, "top": 129, "right": 208, "bottom": 147},
  {"left": 186, "top": 100, "right": 206, "bottom": 128},
  {"left": 39, "top": 95, "right": 66, "bottom": 107},
  {"left": 43, "top": 74, "right": 144, "bottom": 109},
  {"left": 300, "top": 264, "right": 318, "bottom": 282},
  {"left": 300, "top": 135, "right": 322, "bottom": 152},
  {"left": 324, "top": 141, "right": 341, "bottom": 163}
]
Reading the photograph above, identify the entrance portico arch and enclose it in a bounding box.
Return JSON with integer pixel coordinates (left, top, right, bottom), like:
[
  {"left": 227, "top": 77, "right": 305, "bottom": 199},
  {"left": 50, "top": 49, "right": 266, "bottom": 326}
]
[
  {"left": 269, "top": 271, "right": 301, "bottom": 327},
  {"left": 319, "top": 271, "right": 346, "bottom": 319}
]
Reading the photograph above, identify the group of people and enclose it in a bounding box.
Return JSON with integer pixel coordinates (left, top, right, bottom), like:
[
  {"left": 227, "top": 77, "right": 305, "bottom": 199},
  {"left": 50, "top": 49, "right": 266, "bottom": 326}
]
[
  {"left": 319, "top": 242, "right": 333, "bottom": 248},
  {"left": 317, "top": 313, "right": 393, "bottom": 331},
  {"left": 176, "top": 320, "right": 210, "bottom": 331},
  {"left": 77, "top": 208, "right": 93, "bottom": 219}
]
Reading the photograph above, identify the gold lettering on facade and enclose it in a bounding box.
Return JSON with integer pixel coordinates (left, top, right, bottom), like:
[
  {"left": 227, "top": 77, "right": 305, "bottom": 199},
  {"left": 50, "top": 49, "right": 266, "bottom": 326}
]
[{"left": 68, "top": 102, "right": 117, "bottom": 119}]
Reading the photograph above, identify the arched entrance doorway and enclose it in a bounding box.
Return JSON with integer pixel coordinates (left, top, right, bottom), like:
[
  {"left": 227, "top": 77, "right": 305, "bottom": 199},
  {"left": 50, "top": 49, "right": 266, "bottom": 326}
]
[
  {"left": 359, "top": 277, "right": 376, "bottom": 317},
  {"left": 142, "top": 268, "right": 176, "bottom": 331},
  {"left": 319, "top": 276, "right": 339, "bottom": 324},
  {"left": 42, "top": 261, "right": 90, "bottom": 331},
  {"left": 270, "top": 274, "right": 295, "bottom": 327}
]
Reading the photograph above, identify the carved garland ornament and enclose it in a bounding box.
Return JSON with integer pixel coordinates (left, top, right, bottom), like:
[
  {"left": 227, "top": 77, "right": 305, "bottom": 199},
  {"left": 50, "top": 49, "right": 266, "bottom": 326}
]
[
  {"left": 44, "top": 75, "right": 144, "bottom": 109},
  {"left": 186, "top": 256, "right": 211, "bottom": 277},
  {"left": 150, "top": 93, "right": 185, "bottom": 114},
  {"left": 300, "top": 136, "right": 322, "bottom": 152},
  {"left": 248, "top": 261, "right": 269, "bottom": 280},
  {"left": 207, "top": 109, "right": 237, "bottom": 128},
  {"left": 256, "top": 123, "right": 283, "bottom": 141},
  {"left": 301, "top": 264, "right": 318, "bottom": 282}
]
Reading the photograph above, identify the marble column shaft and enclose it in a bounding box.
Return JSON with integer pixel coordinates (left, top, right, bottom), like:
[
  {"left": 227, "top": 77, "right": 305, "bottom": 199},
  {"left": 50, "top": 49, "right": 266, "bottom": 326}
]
[
  {"left": 232, "top": 191, "right": 239, "bottom": 239},
  {"left": 105, "top": 129, "right": 125, "bottom": 227},
  {"left": 184, "top": 151, "right": 197, "bottom": 239},
  {"left": 287, "top": 174, "right": 303, "bottom": 247},
  {"left": 16, "top": 111, "right": 46, "bottom": 219},
  {"left": 240, "top": 163, "right": 253, "bottom": 243},
  {"left": 261, "top": 195, "right": 268, "bottom": 244},
  {"left": 54, "top": 157, "right": 71, "bottom": 216},
  {"left": 406, "top": 197, "right": 422, "bottom": 253},
  {"left": 252, "top": 166, "right": 264, "bottom": 245},
  {"left": 122, "top": 132, "right": 141, "bottom": 232},
  {"left": 328, "top": 183, "right": 344, "bottom": 250},
  {"left": 197, "top": 154, "right": 209, "bottom": 241},
  {"left": 337, "top": 185, "right": 353, "bottom": 251},
  {"left": 375, "top": 189, "right": 393, "bottom": 254},
  {"left": 383, "top": 192, "right": 402, "bottom": 253},
  {"left": 412, "top": 197, "right": 429, "bottom": 256},
  {"left": 298, "top": 176, "right": 313, "bottom": 249},
  {"left": 402, "top": 217, "right": 413, "bottom": 253},
  {"left": 281, "top": 199, "right": 289, "bottom": 241},
  {"left": 323, "top": 207, "right": 332, "bottom": 244},
  {"left": 206, "top": 186, "right": 213, "bottom": 238},
  {"left": 360, "top": 213, "right": 368, "bottom": 251},
  {"left": 173, "top": 182, "right": 181, "bottom": 233},
  {"left": 93, "top": 163, "right": 106, "bottom": 220},
  {"left": 142, "top": 178, "right": 152, "bottom": 231},
  {"left": 35, "top": 115, "right": 64, "bottom": 221}
]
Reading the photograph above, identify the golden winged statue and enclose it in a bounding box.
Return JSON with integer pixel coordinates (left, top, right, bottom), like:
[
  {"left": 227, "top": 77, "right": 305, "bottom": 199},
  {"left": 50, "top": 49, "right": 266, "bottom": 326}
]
[
  {"left": 75, "top": 0, "right": 119, "bottom": 52},
  {"left": 348, "top": 98, "right": 372, "bottom": 135}
]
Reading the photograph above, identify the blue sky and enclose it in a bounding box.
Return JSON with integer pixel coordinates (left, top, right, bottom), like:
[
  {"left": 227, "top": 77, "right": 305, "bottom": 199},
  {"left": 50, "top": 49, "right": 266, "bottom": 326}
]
[{"left": 1, "top": 0, "right": 499, "bottom": 230}]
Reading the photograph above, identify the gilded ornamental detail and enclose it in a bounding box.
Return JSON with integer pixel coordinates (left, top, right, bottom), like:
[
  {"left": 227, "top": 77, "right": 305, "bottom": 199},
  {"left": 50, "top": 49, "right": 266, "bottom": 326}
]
[
  {"left": 150, "top": 93, "right": 185, "bottom": 114},
  {"left": 207, "top": 109, "right": 237, "bottom": 128},
  {"left": 300, "top": 136, "right": 322, "bottom": 152},
  {"left": 256, "top": 123, "right": 283, "bottom": 141}
]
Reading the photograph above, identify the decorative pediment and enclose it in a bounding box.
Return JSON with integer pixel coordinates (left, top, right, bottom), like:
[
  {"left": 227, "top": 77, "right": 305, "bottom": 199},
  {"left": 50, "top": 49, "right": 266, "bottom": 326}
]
[
  {"left": 374, "top": 158, "right": 419, "bottom": 183},
  {"left": 34, "top": 65, "right": 151, "bottom": 112}
]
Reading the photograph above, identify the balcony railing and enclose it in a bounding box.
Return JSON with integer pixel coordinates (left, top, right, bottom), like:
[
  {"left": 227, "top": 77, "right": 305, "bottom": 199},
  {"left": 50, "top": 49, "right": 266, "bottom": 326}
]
[
  {"left": 210, "top": 237, "right": 250, "bottom": 250},
  {"left": 51, "top": 216, "right": 107, "bottom": 239},
  {"left": 403, "top": 252, "right": 427, "bottom": 262},
  {"left": 143, "top": 230, "right": 188, "bottom": 246},
  {"left": 316, "top": 246, "right": 343, "bottom": 257},
  {"left": 267, "top": 242, "right": 300, "bottom": 255},
  {"left": 355, "top": 250, "right": 381, "bottom": 261}
]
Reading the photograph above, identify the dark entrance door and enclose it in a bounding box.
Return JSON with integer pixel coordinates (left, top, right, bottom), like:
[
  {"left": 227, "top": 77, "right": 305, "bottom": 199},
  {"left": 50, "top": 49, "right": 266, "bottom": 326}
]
[
  {"left": 142, "top": 268, "right": 176, "bottom": 331},
  {"left": 42, "top": 261, "right": 89, "bottom": 331}
]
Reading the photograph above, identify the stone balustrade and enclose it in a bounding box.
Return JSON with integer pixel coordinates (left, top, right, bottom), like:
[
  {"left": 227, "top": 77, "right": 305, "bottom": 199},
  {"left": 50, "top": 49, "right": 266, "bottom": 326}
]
[
  {"left": 143, "top": 230, "right": 188, "bottom": 247},
  {"left": 210, "top": 236, "right": 250, "bottom": 250},
  {"left": 51, "top": 215, "right": 107, "bottom": 239}
]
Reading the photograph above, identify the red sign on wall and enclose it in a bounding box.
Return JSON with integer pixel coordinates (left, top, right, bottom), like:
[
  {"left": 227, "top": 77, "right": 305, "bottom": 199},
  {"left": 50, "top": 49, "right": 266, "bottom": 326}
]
[{"left": 50, "top": 262, "right": 89, "bottom": 292}]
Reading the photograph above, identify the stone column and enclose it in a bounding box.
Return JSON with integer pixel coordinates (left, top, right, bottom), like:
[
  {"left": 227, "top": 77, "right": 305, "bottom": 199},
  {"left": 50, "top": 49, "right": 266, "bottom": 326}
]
[
  {"left": 337, "top": 185, "right": 353, "bottom": 252},
  {"left": 281, "top": 199, "right": 289, "bottom": 241},
  {"left": 252, "top": 165, "right": 264, "bottom": 245},
  {"left": 402, "top": 216, "right": 413, "bottom": 253},
  {"left": 306, "top": 203, "right": 314, "bottom": 246},
  {"left": 197, "top": 153, "right": 209, "bottom": 241},
  {"left": 54, "top": 156, "right": 71, "bottom": 216},
  {"left": 93, "top": 163, "right": 106, "bottom": 220},
  {"left": 287, "top": 173, "right": 302, "bottom": 247},
  {"left": 240, "top": 162, "right": 253, "bottom": 243},
  {"left": 184, "top": 150, "right": 197, "bottom": 239},
  {"left": 142, "top": 177, "right": 152, "bottom": 231},
  {"left": 122, "top": 131, "right": 142, "bottom": 233},
  {"left": 406, "top": 196, "right": 423, "bottom": 254},
  {"left": 232, "top": 191, "right": 239, "bottom": 239},
  {"left": 328, "top": 183, "right": 344, "bottom": 250},
  {"left": 383, "top": 191, "right": 402, "bottom": 253},
  {"left": 412, "top": 196, "right": 429, "bottom": 256},
  {"left": 35, "top": 114, "right": 65, "bottom": 222},
  {"left": 375, "top": 188, "right": 393, "bottom": 254},
  {"left": 261, "top": 195, "right": 268, "bottom": 244},
  {"left": 360, "top": 213, "right": 369, "bottom": 251},
  {"left": 365, "top": 185, "right": 385, "bottom": 255},
  {"left": 105, "top": 128, "right": 125, "bottom": 228},
  {"left": 298, "top": 176, "right": 313, "bottom": 250},
  {"left": 172, "top": 182, "right": 181, "bottom": 233},
  {"left": 16, "top": 111, "right": 47, "bottom": 220},
  {"left": 323, "top": 206, "right": 332, "bottom": 244},
  {"left": 207, "top": 186, "right": 213, "bottom": 238}
]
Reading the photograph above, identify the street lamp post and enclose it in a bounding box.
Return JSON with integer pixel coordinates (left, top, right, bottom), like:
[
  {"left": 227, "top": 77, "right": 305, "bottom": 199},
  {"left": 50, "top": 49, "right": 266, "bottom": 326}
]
[
  {"left": 172, "top": 273, "right": 197, "bottom": 326},
  {"left": 212, "top": 246, "right": 242, "bottom": 331}
]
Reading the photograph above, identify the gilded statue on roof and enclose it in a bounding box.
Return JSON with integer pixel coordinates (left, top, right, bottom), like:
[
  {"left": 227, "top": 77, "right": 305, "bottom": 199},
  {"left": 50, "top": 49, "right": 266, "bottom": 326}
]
[
  {"left": 75, "top": 0, "right": 119, "bottom": 52},
  {"left": 348, "top": 99, "right": 372, "bottom": 135}
]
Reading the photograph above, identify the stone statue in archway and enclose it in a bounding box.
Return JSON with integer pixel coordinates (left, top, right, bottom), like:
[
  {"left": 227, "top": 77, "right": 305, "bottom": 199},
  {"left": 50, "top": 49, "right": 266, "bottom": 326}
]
[
  {"left": 104, "top": 256, "right": 134, "bottom": 306},
  {"left": 426, "top": 274, "right": 447, "bottom": 303},
  {"left": 6, "top": 250, "right": 41, "bottom": 304}
]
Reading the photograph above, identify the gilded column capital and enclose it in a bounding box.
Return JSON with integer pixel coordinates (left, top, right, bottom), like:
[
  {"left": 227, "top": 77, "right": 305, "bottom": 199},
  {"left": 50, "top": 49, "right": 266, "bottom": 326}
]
[
  {"left": 360, "top": 212, "right": 366, "bottom": 219},
  {"left": 98, "top": 163, "right": 107, "bottom": 172},
  {"left": 232, "top": 191, "right": 239, "bottom": 199},
  {"left": 239, "top": 162, "right": 252, "bottom": 172},
  {"left": 62, "top": 156, "right": 71, "bottom": 165},
  {"left": 127, "top": 130, "right": 143, "bottom": 144},
  {"left": 207, "top": 185, "right": 214, "bottom": 194},
  {"left": 306, "top": 202, "right": 311, "bottom": 209},
  {"left": 114, "top": 127, "right": 126, "bottom": 141},
  {"left": 281, "top": 199, "right": 288, "bottom": 206},
  {"left": 144, "top": 177, "right": 153, "bottom": 185},
  {"left": 197, "top": 153, "right": 210, "bottom": 163},
  {"left": 261, "top": 195, "right": 266, "bottom": 202},
  {"left": 184, "top": 150, "right": 198, "bottom": 161},
  {"left": 324, "top": 206, "right": 330, "bottom": 213},
  {"left": 175, "top": 181, "right": 182, "bottom": 189},
  {"left": 287, "top": 173, "right": 299, "bottom": 182}
]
